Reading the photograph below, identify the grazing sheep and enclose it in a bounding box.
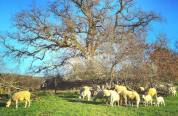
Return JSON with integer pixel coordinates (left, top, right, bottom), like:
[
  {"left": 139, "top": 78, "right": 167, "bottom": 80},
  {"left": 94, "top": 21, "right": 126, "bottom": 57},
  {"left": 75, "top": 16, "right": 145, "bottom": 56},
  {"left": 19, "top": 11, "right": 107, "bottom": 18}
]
[
  {"left": 147, "top": 88, "right": 157, "bottom": 98},
  {"left": 103, "top": 89, "right": 120, "bottom": 106},
  {"left": 114, "top": 85, "right": 127, "bottom": 105},
  {"left": 156, "top": 96, "right": 165, "bottom": 107},
  {"left": 169, "top": 87, "right": 177, "bottom": 96},
  {"left": 142, "top": 95, "right": 153, "bottom": 106},
  {"left": 79, "top": 86, "right": 91, "bottom": 101},
  {"left": 172, "top": 90, "right": 177, "bottom": 96},
  {"left": 6, "top": 91, "right": 31, "bottom": 108},
  {"left": 123, "top": 90, "right": 140, "bottom": 108}
]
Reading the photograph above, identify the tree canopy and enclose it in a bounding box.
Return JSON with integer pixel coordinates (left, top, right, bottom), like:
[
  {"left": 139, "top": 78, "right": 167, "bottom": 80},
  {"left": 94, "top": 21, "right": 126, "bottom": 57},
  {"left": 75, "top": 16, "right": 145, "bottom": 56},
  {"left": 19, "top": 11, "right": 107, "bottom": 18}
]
[{"left": 1, "top": 0, "right": 160, "bottom": 79}]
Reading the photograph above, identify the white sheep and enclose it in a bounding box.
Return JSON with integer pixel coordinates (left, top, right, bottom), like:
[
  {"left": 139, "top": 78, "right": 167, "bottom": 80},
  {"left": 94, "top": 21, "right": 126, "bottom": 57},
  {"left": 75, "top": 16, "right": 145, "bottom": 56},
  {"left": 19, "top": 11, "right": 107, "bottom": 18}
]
[
  {"left": 79, "top": 86, "right": 91, "bottom": 101},
  {"left": 103, "top": 89, "right": 120, "bottom": 106},
  {"left": 172, "top": 90, "right": 176, "bottom": 96},
  {"left": 142, "top": 94, "right": 153, "bottom": 106},
  {"left": 6, "top": 91, "right": 31, "bottom": 108},
  {"left": 169, "top": 87, "right": 176, "bottom": 96},
  {"left": 156, "top": 96, "right": 165, "bottom": 107}
]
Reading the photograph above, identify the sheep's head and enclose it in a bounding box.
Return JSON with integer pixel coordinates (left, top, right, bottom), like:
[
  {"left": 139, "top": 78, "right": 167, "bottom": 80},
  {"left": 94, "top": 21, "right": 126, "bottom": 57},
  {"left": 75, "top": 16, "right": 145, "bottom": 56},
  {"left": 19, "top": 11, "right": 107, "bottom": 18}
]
[
  {"left": 140, "top": 87, "right": 145, "bottom": 91},
  {"left": 6, "top": 99, "right": 11, "bottom": 108}
]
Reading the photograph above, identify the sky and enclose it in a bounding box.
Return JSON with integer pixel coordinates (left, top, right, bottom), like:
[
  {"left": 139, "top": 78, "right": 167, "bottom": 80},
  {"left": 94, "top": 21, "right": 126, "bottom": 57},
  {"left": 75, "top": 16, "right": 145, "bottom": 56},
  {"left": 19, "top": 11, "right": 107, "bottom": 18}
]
[
  {"left": 136, "top": 0, "right": 178, "bottom": 48},
  {"left": 0, "top": 0, "right": 178, "bottom": 76}
]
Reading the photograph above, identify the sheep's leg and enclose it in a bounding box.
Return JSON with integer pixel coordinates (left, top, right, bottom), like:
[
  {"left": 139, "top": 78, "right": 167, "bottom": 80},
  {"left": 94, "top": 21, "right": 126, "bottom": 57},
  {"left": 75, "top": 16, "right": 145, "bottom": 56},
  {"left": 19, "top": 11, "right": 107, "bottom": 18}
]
[
  {"left": 110, "top": 101, "right": 113, "bottom": 106},
  {"left": 87, "top": 96, "right": 90, "bottom": 101},
  {"left": 150, "top": 101, "right": 152, "bottom": 106},
  {"left": 124, "top": 96, "right": 127, "bottom": 106},
  {"left": 128, "top": 101, "right": 130, "bottom": 106},
  {"left": 117, "top": 100, "right": 119, "bottom": 106},
  {"left": 15, "top": 100, "right": 18, "bottom": 109},
  {"left": 136, "top": 100, "right": 139, "bottom": 108},
  {"left": 120, "top": 98, "right": 122, "bottom": 105},
  {"left": 24, "top": 100, "right": 27, "bottom": 108},
  {"left": 130, "top": 101, "right": 133, "bottom": 107},
  {"left": 28, "top": 100, "right": 31, "bottom": 107},
  {"left": 161, "top": 101, "right": 164, "bottom": 106},
  {"left": 131, "top": 101, "right": 133, "bottom": 107},
  {"left": 144, "top": 102, "right": 147, "bottom": 107},
  {"left": 110, "top": 97, "right": 113, "bottom": 106}
]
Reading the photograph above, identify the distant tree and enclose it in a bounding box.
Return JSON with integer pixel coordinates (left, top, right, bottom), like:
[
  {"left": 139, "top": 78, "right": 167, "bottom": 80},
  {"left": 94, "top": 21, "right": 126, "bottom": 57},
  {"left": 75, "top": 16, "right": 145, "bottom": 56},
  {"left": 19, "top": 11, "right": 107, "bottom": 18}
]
[
  {"left": 150, "top": 46, "right": 178, "bottom": 82},
  {"left": 155, "top": 33, "right": 168, "bottom": 48},
  {"left": 175, "top": 40, "right": 178, "bottom": 53}
]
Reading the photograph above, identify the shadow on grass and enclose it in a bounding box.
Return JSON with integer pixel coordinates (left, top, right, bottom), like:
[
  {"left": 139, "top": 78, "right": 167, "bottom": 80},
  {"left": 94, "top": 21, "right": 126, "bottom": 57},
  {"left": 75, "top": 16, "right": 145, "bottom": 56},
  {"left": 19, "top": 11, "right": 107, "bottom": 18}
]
[
  {"left": 66, "top": 98, "right": 104, "bottom": 105},
  {"left": 56, "top": 92, "right": 79, "bottom": 99},
  {"left": 0, "top": 102, "right": 6, "bottom": 107},
  {"left": 56, "top": 92, "right": 106, "bottom": 105}
]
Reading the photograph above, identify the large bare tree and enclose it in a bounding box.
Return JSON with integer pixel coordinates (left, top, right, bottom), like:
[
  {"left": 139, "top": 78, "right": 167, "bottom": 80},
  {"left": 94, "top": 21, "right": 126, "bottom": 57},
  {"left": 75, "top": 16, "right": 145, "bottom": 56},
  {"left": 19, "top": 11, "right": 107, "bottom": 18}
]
[{"left": 0, "top": 0, "right": 159, "bottom": 76}]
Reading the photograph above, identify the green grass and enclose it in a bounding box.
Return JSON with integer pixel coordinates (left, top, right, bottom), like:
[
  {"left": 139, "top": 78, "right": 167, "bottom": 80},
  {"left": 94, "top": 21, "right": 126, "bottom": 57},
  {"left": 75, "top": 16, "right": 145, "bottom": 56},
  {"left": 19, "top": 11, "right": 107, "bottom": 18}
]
[{"left": 0, "top": 92, "right": 178, "bottom": 116}]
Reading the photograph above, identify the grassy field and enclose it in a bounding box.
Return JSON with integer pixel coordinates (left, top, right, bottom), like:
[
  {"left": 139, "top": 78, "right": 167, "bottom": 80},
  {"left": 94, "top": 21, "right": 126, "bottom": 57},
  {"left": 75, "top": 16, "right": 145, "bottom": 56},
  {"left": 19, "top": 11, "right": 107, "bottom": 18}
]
[{"left": 0, "top": 91, "right": 178, "bottom": 116}]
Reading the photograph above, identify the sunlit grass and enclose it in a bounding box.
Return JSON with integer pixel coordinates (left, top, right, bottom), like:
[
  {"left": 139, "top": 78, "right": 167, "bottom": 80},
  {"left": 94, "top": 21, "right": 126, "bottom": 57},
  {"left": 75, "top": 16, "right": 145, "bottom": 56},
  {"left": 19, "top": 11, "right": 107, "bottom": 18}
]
[{"left": 0, "top": 92, "right": 178, "bottom": 116}]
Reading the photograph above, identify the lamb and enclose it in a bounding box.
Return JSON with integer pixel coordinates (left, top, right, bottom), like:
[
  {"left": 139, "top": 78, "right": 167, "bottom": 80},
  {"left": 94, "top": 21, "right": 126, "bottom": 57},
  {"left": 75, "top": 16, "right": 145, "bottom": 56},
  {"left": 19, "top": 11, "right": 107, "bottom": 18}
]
[
  {"left": 147, "top": 88, "right": 157, "bottom": 98},
  {"left": 103, "top": 89, "right": 120, "bottom": 106},
  {"left": 6, "top": 91, "right": 31, "bottom": 108},
  {"left": 142, "top": 94, "right": 153, "bottom": 106},
  {"left": 169, "top": 86, "right": 176, "bottom": 96},
  {"left": 79, "top": 86, "right": 91, "bottom": 101},
  {"left": 156, "top": 96, "right": 165, "bottom": 107},
  {"left": 172, "top": 89, "right": 176, "bottom": 96}
]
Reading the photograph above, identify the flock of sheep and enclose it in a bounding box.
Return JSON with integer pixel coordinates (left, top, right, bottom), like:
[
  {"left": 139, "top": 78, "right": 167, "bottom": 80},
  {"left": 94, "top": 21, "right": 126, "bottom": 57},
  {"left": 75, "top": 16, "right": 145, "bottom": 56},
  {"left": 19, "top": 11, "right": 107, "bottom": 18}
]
[
  {"left": 79, "top": 85, "right": 177, "bottom": 108},
  {"left": 4, "top": 84, "right": 176, "bottom": 109}
]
